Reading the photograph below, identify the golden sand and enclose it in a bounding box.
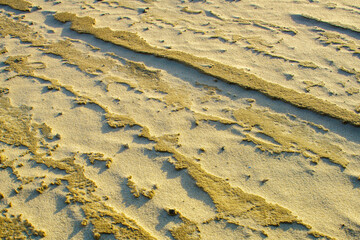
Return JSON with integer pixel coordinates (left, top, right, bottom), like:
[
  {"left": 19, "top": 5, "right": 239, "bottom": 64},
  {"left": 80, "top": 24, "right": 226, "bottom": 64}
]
[{"left": 0, "top": 0, "right": 359, "bottom": 239}]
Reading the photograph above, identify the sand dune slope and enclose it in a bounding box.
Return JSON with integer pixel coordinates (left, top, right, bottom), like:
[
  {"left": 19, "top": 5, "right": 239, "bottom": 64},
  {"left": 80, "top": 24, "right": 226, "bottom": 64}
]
[{"left": 0, "top": 0, "right": 359, "bottom": 239}]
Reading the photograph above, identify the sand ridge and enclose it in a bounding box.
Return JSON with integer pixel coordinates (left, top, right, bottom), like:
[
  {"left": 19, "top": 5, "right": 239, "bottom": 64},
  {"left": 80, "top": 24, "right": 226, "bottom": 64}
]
[
  {"left": 53, "top": 12, "right": 360, "bottom": 127},
  {"left": 0, "top": 0, "right": 360, "bottom": 239}
]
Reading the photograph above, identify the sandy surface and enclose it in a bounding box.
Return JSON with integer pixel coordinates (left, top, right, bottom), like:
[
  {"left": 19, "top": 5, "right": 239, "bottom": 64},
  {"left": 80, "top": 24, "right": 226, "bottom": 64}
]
[{"left": 0, "top": 0, "right": 359, "bottom": 239}]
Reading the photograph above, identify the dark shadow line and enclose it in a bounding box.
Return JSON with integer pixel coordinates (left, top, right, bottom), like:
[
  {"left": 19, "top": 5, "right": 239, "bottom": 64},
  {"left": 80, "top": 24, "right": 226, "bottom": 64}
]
[{"left": 291, "top": 14, "right": 360, "bottom": 40}]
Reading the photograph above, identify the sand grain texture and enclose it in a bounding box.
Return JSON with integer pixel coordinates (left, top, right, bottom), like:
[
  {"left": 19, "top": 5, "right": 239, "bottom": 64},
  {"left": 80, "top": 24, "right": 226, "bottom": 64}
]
[{"left": 0, "top": 0, "right": 360, "bottom": 239}]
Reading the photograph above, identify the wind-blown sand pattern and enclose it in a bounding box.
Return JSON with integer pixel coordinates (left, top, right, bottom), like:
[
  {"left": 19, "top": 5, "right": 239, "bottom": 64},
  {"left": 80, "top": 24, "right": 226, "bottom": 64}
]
[{"left": 0, "top": 0, "right": 359, "bottom": 239}]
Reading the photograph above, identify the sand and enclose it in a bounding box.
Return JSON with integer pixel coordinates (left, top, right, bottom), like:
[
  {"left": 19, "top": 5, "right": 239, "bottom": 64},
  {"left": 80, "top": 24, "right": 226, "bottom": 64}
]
[{"left": 0, "top": 0, "right": 359, "bottom": 239}]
